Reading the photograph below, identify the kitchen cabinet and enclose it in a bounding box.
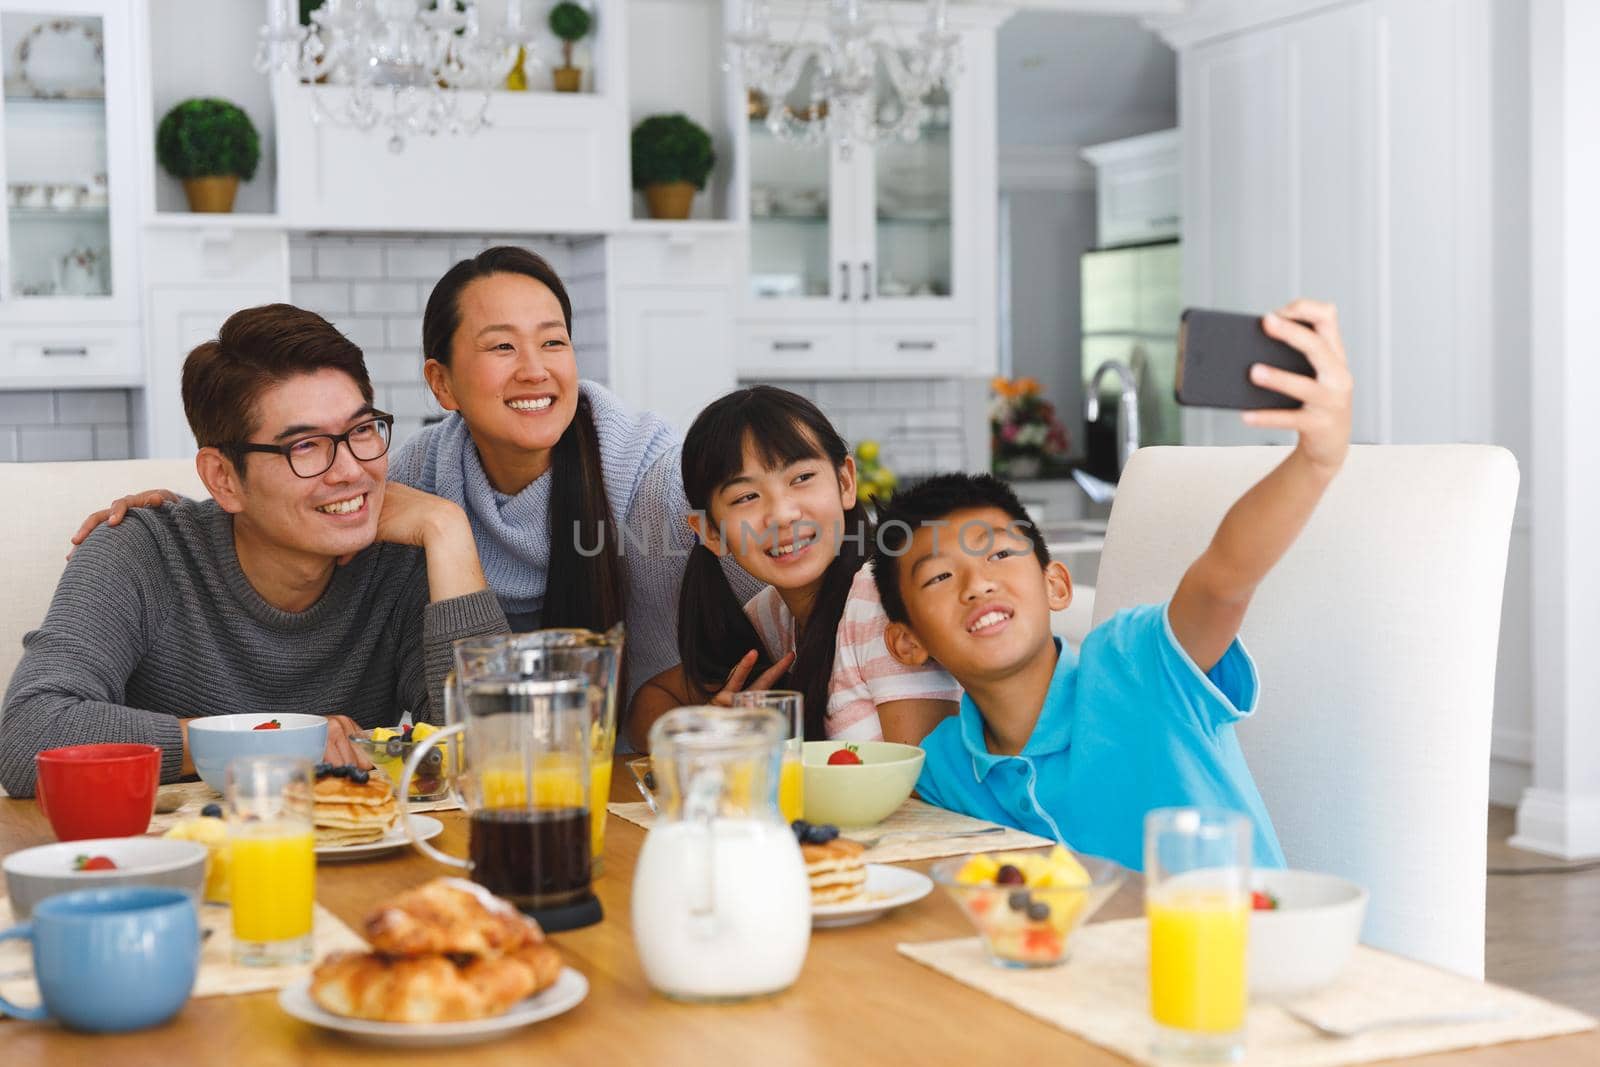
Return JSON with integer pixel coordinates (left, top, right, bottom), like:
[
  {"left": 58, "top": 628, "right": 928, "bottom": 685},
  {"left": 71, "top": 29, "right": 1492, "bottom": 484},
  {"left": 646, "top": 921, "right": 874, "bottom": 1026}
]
[
  {"left": 1081, "top": 129, "right": 1180, "bottom": 249},
  {"left": 0, "top": 0, "right": 141, "bottom": 388},
  {"left": 606, "top": 227, "right": 740, "bottom": 433},
  {"left": 735, "top": 2, "right": 1007, "bottom": 378}
]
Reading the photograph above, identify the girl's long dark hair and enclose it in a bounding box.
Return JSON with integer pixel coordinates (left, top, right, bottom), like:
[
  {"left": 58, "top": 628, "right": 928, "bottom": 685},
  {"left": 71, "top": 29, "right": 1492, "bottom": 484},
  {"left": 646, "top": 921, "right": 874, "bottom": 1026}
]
[
  {"left": 678, "top": 386, "right": 872, "bottom": 740},
  {"left": 421, "top": 246, "right": 625, "bottom": 636}
]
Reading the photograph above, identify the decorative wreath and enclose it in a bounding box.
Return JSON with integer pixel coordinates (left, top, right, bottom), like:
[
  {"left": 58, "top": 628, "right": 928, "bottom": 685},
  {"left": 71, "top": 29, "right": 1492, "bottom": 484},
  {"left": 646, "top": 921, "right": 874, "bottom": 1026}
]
[{"left": 16, "top": 19, "right": 105, "bottom": 100}]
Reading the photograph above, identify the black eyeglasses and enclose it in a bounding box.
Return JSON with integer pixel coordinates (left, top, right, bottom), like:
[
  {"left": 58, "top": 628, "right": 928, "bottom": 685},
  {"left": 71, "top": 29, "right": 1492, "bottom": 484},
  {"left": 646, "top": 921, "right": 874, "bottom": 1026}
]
[{"left": 232, "top": 412, "right": 394, "bottom": 479}]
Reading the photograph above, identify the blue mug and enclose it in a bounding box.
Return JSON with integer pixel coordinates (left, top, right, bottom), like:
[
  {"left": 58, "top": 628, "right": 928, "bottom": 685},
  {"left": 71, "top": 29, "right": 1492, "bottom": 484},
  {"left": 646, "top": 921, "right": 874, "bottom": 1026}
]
[{"left": 0, "top": 886, "right": 200, "bottom": 1032}]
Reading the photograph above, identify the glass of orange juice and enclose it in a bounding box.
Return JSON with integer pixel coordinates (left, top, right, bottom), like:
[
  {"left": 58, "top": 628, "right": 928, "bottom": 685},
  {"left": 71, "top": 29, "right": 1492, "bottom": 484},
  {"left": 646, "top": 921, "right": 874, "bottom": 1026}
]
[
  {"left": 1145, "top": 808, "right": 1251, "bottom": 1063},
  {"left": 732, "top": 690, "right": 804, "bottom": 823},
  {"left": 226, "top": 756, "right": 315, "bottom": 966}
]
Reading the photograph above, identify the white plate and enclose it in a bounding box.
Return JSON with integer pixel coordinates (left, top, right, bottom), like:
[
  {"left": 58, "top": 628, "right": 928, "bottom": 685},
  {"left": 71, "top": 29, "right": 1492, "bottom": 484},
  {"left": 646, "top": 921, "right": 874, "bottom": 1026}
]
[
  {"left": 17, "top": 18, "right": 104, "bottom": 98},
  {"left": 315, "top": 814, "right": 442, "bottom": 862},
  {"left": 277, "top": 967, "right": 588, "bottom": 1047},
  {"left": 812, "top": 864, "right": 933, "bottom": 928}
]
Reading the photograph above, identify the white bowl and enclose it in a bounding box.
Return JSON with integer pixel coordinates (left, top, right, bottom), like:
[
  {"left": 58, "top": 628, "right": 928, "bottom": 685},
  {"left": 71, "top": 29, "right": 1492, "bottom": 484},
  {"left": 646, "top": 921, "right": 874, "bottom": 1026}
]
[
  {"left": 4, "top": 836, "right": 208, "bottom": 919},
  {"left": 1249, "top": 868, "right": 1368, "bottom": 999},
  {"left": 185, "top": 713, "right": 328, "bottom": 792}
]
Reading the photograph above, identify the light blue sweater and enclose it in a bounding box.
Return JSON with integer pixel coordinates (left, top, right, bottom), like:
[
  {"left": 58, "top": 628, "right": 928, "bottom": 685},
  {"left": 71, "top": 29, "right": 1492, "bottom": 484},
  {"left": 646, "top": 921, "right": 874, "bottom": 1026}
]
[{"left": 389, "top": 381, "right": 718, "bottom": 703}]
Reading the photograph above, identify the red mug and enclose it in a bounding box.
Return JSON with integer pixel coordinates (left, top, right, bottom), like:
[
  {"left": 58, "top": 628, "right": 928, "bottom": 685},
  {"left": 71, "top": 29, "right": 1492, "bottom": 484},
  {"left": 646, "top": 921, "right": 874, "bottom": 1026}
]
[{"left": 35, "top": 744, "right": 162, "bottom": 841}]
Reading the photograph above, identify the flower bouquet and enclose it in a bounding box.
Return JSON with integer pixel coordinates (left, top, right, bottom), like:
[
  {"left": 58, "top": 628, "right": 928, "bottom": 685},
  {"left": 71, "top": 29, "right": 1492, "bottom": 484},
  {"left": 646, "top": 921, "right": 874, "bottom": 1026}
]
[{"left": 990, "top": 377, "right": 1071, "bottom": 480}]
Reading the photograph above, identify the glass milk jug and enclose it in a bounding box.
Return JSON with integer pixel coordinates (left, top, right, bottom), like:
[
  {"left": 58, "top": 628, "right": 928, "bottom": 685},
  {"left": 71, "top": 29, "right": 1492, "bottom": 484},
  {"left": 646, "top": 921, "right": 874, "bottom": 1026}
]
[{"left": 631, "top": 706, "right": 811, "bottom": 1001}]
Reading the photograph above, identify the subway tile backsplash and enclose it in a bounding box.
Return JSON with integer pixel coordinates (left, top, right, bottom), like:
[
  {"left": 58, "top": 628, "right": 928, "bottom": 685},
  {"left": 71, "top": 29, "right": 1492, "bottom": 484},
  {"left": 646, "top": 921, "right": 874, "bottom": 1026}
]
[
  {"left": 2, "top": 233, "right": 986, "bottom": 471},
  {"left": 0, "top": 390, "right": 134, "bottom": 462},
  {"left": 745, "top": 377, "right": 979, "bottom": 477}
]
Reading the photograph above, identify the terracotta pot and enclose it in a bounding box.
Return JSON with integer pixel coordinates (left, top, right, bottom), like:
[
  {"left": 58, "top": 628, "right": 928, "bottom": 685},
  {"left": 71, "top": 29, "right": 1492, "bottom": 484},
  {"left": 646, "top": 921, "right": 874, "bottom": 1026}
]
[
  {"left": 644, "top": 181, "right": 696, "bottom": 220},
  {"left": 181, "top": 176, "right": 239, "bottom": 213},
  {"left": 553, "top": 66, "right": 582, "bottom": 93}
]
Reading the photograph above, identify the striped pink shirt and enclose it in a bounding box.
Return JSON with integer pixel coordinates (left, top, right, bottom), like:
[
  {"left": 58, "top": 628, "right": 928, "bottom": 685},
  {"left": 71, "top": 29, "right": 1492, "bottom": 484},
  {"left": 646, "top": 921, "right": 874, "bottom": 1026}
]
[{"left": 742, "top": 564, "right": 962, "bottom": 740}]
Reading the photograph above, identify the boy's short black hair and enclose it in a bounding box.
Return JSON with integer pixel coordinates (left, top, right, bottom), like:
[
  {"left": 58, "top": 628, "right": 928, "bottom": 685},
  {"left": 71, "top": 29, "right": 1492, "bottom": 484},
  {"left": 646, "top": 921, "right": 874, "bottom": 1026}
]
[{"left": 872, "top": 473, "right": 1052, "bottom": 624}]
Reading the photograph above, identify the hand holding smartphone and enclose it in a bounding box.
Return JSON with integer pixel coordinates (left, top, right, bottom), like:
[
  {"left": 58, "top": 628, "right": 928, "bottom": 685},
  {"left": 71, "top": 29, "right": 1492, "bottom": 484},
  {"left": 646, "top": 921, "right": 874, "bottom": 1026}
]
[{"left": 1175, "top": 308, "right": 1315, "bottom": 409}]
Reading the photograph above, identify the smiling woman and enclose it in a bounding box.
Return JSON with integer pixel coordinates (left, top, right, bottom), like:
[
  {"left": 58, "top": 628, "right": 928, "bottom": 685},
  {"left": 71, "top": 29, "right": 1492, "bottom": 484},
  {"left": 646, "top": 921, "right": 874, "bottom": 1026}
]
[{"left": 388, "top": 247, "right": 747, "bottom": 725}]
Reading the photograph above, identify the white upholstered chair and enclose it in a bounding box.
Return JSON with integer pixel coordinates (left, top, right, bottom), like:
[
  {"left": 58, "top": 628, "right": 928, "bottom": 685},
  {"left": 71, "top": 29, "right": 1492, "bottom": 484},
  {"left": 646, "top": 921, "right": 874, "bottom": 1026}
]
[
  {"left": 1091, "top": 445, "right": 1518, "bottom": 979},
  {"left": 0, "top": 459, "right": 208, "bottom": 692}
]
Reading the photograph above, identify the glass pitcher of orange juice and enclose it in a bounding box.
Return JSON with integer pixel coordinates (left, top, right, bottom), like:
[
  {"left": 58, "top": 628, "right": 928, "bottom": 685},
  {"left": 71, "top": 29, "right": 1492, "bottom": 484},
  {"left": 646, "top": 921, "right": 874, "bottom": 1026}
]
[
  {"left": 731, "top": 690, "right": 803, "bottom": 823},
  {"left": 1145, "top": 807, "right": 1251, "bottom": 1062}
]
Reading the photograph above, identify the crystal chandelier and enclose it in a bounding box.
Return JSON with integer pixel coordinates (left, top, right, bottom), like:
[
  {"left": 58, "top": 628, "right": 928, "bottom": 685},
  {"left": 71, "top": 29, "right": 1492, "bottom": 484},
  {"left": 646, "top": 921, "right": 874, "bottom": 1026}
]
[
  {"left": 256, "top": 1, "right": 534, "bottom": 152},
  {"left": 727, "top": 0, "right": 959, "bottom": 157}
]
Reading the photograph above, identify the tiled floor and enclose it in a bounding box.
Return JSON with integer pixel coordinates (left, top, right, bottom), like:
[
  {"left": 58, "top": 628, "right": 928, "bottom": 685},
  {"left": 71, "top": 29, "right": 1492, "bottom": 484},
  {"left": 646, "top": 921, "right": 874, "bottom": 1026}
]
[{"left": 1486, "top": 805, "right": 1600, "bottom": 1017}]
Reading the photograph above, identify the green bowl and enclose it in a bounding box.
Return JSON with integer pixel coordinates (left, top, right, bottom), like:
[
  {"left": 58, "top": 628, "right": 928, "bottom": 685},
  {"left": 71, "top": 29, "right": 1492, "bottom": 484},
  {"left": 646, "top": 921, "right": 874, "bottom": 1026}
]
[{"left": 801, "top": 740, "right": 925, "bottom": 828}]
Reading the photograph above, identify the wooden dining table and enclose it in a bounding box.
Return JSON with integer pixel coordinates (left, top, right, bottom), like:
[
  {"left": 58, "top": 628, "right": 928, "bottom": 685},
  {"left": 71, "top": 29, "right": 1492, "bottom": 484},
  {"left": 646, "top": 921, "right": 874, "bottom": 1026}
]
[{"left": 1, "top": 757, "right": 1594, "bottom": 1067}]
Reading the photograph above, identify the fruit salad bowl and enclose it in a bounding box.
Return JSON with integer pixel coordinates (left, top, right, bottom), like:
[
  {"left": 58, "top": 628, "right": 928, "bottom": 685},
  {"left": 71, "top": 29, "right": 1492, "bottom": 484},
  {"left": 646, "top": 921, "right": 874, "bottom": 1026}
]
[
  {"left": 1248, "top": 868, "right": 1368, "bottom": 999},
  {"left": 351, "top": 723, "right": 453, "bottom": 802},
  {"left": 931, "top": 847, "right": 1128, "bottom": 968},
  {"left": 801, "top": 741, "right": 923, "bottom": 828},
  {"left": 4, "top": 836, "right": 208, "bottom": 919}
]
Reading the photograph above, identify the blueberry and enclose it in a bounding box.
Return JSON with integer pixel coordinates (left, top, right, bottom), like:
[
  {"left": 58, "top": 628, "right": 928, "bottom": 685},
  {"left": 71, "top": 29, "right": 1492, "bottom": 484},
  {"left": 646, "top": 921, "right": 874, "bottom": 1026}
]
[
  {"left": 314, "top": 763, "right": 331, "bottom": 776},
  {"left": 332, "top": 765, "right": 350, "bottom": 778},
  {"left": 996, "top": 864, "right": 1026, "bottom": 886},
  {"left": 791, "top": 820, "right": 810, "bottom": 841},
  {"left": 200, "top": 803, "right": 223, "bottom": 819},
  {"left": 1008, "top": 889, "right": 1031, "bottom": 912},
  {"left": 351, "top": 770, "right": 370, "bottom": 785},
  {"left": 385, "top": 739, "right": 406, "bottom": 758},
  {"left": 1026, "top": 901, "right": 1051, "bottom": 922},
  {"left": 809, "top": 824, "right": 839, "bottom": 844}
]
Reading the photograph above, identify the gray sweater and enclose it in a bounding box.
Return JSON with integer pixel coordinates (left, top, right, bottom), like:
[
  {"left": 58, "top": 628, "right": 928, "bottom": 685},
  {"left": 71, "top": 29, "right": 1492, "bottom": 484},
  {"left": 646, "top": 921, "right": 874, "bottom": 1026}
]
[{"left": 0, "top": 498, "right": 507, "bottom": 797}]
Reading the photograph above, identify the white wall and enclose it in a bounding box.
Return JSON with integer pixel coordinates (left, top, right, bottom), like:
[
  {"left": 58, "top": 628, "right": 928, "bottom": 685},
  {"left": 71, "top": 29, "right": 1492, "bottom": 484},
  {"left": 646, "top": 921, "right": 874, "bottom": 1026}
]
[{"left": 1004, "top": 187, "right": 1098, "bottom": 453}]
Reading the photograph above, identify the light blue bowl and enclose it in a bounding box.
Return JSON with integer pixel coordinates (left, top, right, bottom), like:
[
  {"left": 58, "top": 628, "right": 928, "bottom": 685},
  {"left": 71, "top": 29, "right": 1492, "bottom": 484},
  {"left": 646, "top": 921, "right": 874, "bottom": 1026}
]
[{"left": 186, "top": 713, "right": 327, "bottom": 792}]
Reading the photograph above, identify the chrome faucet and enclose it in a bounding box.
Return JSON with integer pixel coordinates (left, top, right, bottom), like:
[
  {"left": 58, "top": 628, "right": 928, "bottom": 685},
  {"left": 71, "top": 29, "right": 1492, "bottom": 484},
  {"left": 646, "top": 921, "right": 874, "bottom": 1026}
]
[{"left": 1085, "top": 359, "right": 1141, "bottom": 477}]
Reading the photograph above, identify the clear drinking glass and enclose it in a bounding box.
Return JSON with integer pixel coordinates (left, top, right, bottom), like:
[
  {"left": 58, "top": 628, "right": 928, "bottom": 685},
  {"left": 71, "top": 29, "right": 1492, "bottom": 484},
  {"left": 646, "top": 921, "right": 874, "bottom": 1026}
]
[
  {"left": 226, "top": 756, "right": 315, "bottom": 966},
  {"left": 1144, "top": 808, "right": 1252, "bottom": 1062},
  {"left": 732, "top": 690, "right": 803, "bottom": 823}
]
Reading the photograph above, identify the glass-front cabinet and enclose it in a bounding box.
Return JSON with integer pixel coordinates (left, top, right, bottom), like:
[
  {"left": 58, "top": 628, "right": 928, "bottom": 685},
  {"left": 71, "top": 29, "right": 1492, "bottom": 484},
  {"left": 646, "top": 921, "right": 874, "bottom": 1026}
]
[
  {"left": 736, "top": 6, "right": 1002, "bottom": 378},
  {"left": 0, "top": 0, "right": 139, "bottom": 376}
]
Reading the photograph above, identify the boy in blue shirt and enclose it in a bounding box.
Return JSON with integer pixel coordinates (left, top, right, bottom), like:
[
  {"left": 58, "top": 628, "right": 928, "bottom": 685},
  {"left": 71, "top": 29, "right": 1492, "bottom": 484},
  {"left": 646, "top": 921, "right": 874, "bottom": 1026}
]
[{"left": 873, "top": 300, "right": 1353, "bottom": 870}]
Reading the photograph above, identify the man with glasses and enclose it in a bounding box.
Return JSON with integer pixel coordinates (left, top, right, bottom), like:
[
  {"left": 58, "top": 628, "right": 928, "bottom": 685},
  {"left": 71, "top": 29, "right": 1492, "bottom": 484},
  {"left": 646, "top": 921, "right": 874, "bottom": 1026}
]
[{"left": 0, "top": 304, "right": 507, "bottom": 796}]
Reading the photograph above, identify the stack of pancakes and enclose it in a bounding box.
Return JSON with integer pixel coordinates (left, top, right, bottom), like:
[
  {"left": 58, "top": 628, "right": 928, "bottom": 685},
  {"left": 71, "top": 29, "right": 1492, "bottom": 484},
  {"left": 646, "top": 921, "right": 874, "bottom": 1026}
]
[
  {"left": 311, "top": 878, "right": 563, "bottom": 1023},
  {"left": 314, "top": 771, "right": 396, "bottom": 847},
  {"left": 802, "top": 836, "right": 867, "bottom": 905}
]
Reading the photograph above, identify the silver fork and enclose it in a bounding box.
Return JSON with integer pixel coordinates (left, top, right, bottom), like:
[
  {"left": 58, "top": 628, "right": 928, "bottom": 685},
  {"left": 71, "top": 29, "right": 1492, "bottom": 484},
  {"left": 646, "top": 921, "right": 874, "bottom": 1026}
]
[
  {"left": 849, "top": 826, "right": 1004, "bottom": 850},
  {"left": 1281, "top": 1003, "right": 1514, "bottom": 1039}
]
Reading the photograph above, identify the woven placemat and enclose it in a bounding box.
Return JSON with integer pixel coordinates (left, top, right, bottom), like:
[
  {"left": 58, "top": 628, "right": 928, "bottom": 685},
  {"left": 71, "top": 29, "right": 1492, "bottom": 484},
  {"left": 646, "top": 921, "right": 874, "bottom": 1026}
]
[
  {"left": 0, "top": 900, "right": 365, "bottom": 1006},
  {"left": 607, "top": 797, "right": 1051, "bottom": 863},
  {"left": 898, "top": 920, "right": 1595, "bottom": 1066}
]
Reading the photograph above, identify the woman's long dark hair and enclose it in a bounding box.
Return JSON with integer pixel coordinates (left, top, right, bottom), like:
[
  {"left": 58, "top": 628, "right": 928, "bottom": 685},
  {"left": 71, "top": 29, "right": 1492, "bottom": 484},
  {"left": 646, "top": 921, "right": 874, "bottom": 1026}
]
[
  {"left": 421, "top": 246, "right": 625, "bottom": 635},
  {"left": 678, "top": 386, "right": 872, "bottom": 740}
]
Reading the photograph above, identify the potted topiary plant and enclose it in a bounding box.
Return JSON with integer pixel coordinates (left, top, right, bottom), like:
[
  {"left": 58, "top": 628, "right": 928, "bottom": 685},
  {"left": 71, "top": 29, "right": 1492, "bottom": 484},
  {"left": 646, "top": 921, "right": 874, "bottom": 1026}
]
[
  {"left": 631, "top": 113, "right": 715, "bottom": 220},
  {"left": 155, "top": 98, "right": 260, "bottom": 213},
  {"left": 548, "top": 2, "right": 592, "bottom": 93}
]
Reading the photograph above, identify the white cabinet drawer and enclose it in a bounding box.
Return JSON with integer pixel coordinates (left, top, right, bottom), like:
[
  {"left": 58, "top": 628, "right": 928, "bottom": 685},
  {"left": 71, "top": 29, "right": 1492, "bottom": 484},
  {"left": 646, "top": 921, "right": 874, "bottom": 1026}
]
[
  {"left": 857, "top": 322, "right": 974, "bottom": 374},
  {"left": 2, "top": 326, "right": 140, "bottom": 388},
  {"left": 737, "top": 321, "right": 855, "bottom": 377}
]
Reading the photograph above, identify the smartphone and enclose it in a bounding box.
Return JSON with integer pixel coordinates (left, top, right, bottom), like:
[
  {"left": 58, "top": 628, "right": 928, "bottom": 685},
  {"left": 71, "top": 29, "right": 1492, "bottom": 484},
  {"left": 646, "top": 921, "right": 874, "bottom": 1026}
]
[{"left": 1175, "top": 307, "right": 1314, "bottom": 409}]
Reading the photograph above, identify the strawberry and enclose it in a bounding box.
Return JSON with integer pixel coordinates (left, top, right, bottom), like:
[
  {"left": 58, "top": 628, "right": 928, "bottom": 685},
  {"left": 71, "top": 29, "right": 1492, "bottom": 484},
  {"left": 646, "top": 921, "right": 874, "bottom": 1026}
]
[
  {"left": 1251, "top": 890, "right": 1279, "bottom": 911},
  {"left": 74, "top": 854, "right": 116, "bottom": 871},
  {"left": 253, "top": 719, "right": 282, "bottom": 731},
  {"left": 827, "top": 744, "right": 862, "bottom": 766}
]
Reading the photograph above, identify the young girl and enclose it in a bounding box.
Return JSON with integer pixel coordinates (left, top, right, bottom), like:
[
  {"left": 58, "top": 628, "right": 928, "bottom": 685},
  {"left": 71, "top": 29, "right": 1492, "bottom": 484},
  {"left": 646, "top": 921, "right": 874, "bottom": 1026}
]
[{"left": 675, "top": 386, "right": 959, "bottom": 744}]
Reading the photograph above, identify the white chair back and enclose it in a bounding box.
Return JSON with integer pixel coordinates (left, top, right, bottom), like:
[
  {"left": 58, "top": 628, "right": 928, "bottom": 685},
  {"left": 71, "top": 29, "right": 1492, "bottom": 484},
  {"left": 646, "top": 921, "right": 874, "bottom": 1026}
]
[
  {"left": 1091, "top": 445, "right": 1518, "bottom": 978},
  {"left": 0, "top": 459, "right": 208, "bottom": 692}
]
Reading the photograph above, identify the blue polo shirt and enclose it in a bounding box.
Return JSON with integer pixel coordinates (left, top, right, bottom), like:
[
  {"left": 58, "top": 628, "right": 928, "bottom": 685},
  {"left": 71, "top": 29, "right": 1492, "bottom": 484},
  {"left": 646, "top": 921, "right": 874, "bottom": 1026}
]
[{"left": 916, "top": 603, "right": 1286, "bottom": 872}]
